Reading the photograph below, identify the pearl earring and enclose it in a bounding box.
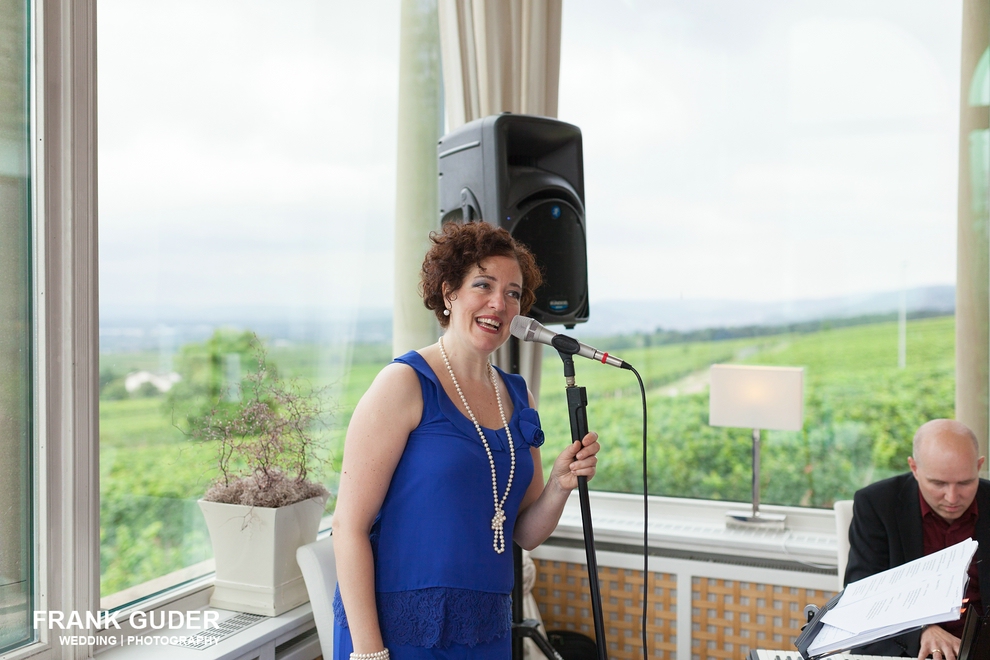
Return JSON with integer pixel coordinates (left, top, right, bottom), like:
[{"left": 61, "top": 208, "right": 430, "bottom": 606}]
[{"left": 443, "top": 309, "right": 450, "bottom": 317}]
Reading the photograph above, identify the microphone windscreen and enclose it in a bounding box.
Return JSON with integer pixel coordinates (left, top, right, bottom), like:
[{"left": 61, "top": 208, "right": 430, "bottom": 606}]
[{"left": 509, "top": 315, "right": 535, "bottom": 341}]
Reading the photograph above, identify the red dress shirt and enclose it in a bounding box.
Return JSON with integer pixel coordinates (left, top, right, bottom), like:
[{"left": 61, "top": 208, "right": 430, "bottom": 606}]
[{"left": 920, "top": 492, "right": 982, "bottom": 638}]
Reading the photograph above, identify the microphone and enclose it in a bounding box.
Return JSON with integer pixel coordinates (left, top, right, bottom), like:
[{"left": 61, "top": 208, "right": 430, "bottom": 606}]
[{"left": 509, "top": 316, "right": 631, "bottom": 370}]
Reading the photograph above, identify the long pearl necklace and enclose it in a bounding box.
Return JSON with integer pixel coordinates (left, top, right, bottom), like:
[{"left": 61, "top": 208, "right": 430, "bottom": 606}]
[{"left": 438, "top": 336, "right": 515, "bottom": 554}]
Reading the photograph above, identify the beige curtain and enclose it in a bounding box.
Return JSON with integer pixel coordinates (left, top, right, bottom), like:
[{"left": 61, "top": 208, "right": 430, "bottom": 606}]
[
  {"left": 438, "top": 0, "right": 563, "bottom": 401},
  {"left": 438, "top": 0, "right": 561, "bottom": 128}
]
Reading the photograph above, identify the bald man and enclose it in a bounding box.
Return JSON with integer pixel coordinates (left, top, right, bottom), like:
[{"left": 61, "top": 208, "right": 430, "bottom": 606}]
[{"left": 845, "top": 419, "right": 989, "bottom": 660}]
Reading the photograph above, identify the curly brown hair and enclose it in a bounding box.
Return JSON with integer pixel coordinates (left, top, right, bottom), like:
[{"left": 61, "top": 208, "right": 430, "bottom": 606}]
[{"left": 421, "top": 221, "right": 542, "bottom": 327}]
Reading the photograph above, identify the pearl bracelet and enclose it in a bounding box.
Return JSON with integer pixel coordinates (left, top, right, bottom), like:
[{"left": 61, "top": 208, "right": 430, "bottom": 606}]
[{"left": 349, "top": 650, "right": 389, "bottom": 660}]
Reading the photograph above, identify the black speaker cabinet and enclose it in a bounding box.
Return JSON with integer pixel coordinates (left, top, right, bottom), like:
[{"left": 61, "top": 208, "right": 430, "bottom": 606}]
[{"left": 437, "top": 113, "right": 589, "bottom": 328}]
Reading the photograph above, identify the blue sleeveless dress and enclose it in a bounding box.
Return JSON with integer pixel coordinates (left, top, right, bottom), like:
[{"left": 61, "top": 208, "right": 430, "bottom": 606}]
[{"left": 332, "top": 351, "right": 545, "bottom": 659}]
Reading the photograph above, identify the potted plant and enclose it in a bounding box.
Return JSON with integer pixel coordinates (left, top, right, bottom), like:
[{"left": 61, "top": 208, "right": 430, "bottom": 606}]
[{"left": 189, "top": 336, "right": 332, "bottom": 616}]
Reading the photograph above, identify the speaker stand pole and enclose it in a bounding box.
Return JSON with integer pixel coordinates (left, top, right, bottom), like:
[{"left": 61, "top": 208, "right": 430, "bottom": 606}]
[
  {"left": 512, "top": 542, "right": 564, "bottom": 660},
  {"left": 509, "top": 338, "right": 561, "bottom": 660}
]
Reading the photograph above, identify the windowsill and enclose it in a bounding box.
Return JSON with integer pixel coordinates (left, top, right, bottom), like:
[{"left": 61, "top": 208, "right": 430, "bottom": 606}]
[
  {"left": 548, "top": 490, "right": 838, "bottom": 572},
  {"left": 85, "top": 495, "right": 836, "bottom": 659},
  {"left": 101, "top": 516, "right": 335, "bottom": 615},
  {"left": 102, "top": 561, "right": 216, "bottom": 613},
  {"left": 91, "top": 525, "right": 336, "bottom": 660},
  {"left": 93, "top": 602, "right": 318, "bottom": 660}
]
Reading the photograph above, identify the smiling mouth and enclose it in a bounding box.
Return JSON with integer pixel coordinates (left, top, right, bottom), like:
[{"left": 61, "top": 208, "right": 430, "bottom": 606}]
[{"left": 477, "top": 318, "right": 502, "bottom": 332}]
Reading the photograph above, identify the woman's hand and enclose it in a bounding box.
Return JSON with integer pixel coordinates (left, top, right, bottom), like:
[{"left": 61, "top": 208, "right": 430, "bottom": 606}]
[
  {"left": 513, "top": 431, "right": 601, "bottom": 549},
  {"left": 549, "top": 431, "right": 600, "bottom": 492}
]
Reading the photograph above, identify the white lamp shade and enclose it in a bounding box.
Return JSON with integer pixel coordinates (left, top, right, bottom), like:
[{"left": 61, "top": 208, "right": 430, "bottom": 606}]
[{"left": 709, "top": 364, "right": 804, "bottom": 431}]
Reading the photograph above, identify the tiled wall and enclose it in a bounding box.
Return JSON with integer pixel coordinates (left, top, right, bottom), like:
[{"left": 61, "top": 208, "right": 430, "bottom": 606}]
[{"left": 533, "top": 557, "right": 836, "bottom": 660}]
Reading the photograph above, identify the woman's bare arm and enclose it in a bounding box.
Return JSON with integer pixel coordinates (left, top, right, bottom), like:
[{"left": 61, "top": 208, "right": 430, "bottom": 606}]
[{"left": 331, "top": 362, "right": 422, "bottom": 653}]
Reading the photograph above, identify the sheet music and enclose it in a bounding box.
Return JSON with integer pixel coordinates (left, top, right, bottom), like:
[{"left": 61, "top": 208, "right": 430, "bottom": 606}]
[
  {"left": 807, "top": 539, "right": 977, "bottom": 657},
  {"left": 839, "top": 540, "right": 976, "bottom": 605}
]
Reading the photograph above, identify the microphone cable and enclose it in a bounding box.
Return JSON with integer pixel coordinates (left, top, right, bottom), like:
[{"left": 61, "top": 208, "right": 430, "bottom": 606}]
[
  {"left": 626, "top": 364, "right": 650, "bottom": 660},
  {"left": 509, "top": 316, "right": 651, "bottom": 656}
]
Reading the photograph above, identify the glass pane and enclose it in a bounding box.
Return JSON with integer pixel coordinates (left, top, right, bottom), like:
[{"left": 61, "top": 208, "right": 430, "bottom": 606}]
[
  {"left": 98, "top": 0, "right": 400, "bottom": 605},
  {"left": 547, "top": 0, "right": 963, "bottom": 506},
  {"left": 0, "top": 0, "right": 34, "bottom": 652}
]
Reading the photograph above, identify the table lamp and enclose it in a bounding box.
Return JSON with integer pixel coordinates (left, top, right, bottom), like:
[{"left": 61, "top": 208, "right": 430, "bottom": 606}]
[{"left": 708, "top": 364, "right": 804, "bottom": 530}]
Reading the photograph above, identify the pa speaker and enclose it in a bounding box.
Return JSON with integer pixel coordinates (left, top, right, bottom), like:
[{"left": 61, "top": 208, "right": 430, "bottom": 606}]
[{"left": 437, "top": 113, "right": 588, "bottom": 328}]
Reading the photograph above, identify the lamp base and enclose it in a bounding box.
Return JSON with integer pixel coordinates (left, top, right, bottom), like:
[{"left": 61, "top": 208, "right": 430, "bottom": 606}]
[{"left": 725, "top": 510, "right": 787, "bottom": 531}]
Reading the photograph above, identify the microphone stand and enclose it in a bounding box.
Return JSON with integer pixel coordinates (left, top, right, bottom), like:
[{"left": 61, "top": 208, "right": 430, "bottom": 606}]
[{"left": 553, "top": 337, "right": 609, "bottom": 660}]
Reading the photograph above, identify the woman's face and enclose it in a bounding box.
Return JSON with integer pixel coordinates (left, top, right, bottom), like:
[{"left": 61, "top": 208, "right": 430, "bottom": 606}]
[{"left": 445, "top": 255, "right": 524, "bottom": 353}]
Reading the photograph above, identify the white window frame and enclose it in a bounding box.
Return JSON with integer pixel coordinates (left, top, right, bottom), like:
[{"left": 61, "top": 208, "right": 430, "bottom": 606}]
[
  {"left": 1, "top": 1, "right": 972, "bottom": 658},
  {"left": 4, "top": 1, "right": 100, "bottom": 659}
]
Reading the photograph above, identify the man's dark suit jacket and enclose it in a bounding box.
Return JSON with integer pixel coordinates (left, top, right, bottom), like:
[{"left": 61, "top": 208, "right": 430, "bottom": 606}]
[{"left": 844, "top": 472, "right": 990, "bottom": 657}]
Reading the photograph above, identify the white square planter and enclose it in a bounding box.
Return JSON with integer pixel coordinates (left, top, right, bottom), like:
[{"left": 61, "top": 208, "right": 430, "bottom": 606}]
[{"left": 199, "top": 494, "right": 328, "bottom": 616}]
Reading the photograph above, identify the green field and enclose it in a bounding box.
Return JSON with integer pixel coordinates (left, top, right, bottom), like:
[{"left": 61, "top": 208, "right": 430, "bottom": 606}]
[
  {"left": 98, "top": 315, "right": 954, "bottom": 595},
  {"left": 534, "top": 315, "right": 954, "bottom": 504},
  {"left": 98, "top": 341, "right": 390, "bottom": 595}
]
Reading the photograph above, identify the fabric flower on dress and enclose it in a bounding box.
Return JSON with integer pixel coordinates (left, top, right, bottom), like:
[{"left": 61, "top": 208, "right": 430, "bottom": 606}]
[{"left": 518, "top": 407, "right": 545, "bottom": 448}]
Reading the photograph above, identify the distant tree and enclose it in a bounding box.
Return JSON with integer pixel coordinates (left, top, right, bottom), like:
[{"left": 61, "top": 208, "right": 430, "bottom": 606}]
[
  {"left": 135, "top": 381, "right": 160, "bottom": 398},
  {"left": 101, "top": 380, "right": 129, "bottom": 401},
  {"left": 100, "top": 365, "right": 120, "bottom": 390},
  {"left": 167, "top": 329, "right": 268, "bottom": 431},
  {"left": 99, "top": 366, "right": 128, "bottom": 400}
]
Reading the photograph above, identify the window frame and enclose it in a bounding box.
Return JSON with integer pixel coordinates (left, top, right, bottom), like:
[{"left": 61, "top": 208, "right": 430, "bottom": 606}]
[
  {"left": 5, "top": 1, "right": 101, "bottom": 659},
  {"left": 2, "top": 2, "right": 982, "bottom": 658}
]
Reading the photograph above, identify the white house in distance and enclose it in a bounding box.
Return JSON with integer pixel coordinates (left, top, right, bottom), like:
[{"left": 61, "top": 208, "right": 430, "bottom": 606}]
[{"left": 123, "top": 371, "right": 181, "bottom": 394}]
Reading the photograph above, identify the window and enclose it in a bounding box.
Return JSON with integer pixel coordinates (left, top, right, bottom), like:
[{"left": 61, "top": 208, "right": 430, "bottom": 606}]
[
  {"left": 5, "top": 0, "right": 974, "bottom": 637},
  {"left": 544, "top": 0, "right": 965, "bottom": 506},
  {"left": 97, "top": 0, "right": 402, "bottom": 605},
  {"left": 0, "top": 0, "right": 34, "bottom": 652}
]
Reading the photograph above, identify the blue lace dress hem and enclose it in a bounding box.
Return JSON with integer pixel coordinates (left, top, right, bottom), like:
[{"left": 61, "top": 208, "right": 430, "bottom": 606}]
[{"left": 333, "top": 584, "right": 511, "bottom": 648}]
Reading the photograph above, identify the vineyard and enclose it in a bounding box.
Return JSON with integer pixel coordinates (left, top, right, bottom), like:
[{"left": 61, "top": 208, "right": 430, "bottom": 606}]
[
  {"left": 98, "top": 315, "right": 954, "bottom": 595},
  {"left": 535, "top": 315, "right": 954, "bottom": 506}
]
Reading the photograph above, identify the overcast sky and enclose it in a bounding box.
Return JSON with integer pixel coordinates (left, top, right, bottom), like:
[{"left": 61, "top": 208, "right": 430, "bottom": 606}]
[
  {"left": 561, "top": 0, "right": 962, "bottom": 303},
  {"left": 98, "top": 0, "right": 402, "bottom": 319},
  {"left": 98, "top": 0, "right": 963, "bottom": 321}
]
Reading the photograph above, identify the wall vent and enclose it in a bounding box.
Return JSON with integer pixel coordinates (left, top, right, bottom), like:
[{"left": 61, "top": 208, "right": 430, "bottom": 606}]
[{"left": 170, "top": 612, "right": 266, "bottom": 650}]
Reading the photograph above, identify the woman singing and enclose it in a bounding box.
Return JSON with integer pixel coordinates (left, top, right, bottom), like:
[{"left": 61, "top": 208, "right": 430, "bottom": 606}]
[{"left": 331, "top": 221, "right": 600, "bottom": 659}]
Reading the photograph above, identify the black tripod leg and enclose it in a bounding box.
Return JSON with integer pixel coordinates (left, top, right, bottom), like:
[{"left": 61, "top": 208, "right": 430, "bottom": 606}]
[
  {"left": 512, "top": 543, "right": 559, "bottom": 659},
  {"left": 514, "top": 620, "right": 565, "bottom": 660},
  {"left": 508, "top": 339, "right": 556, "bottom": 660}
]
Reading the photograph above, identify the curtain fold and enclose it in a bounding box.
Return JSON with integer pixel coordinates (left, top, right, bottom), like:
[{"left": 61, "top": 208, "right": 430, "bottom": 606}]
[
  {"left": 438, "top": 0, "right": 563, "bottom": 401},
  {"left": 439, "top": 0, "right": 560, "bottom": 127}
]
